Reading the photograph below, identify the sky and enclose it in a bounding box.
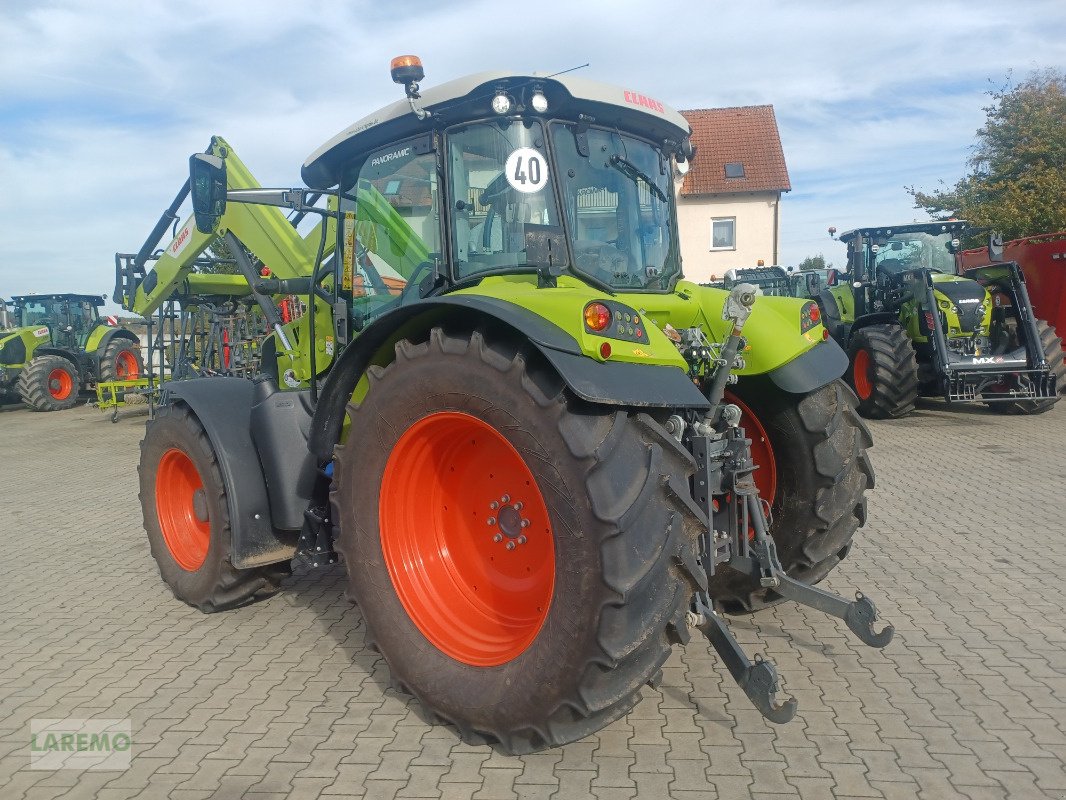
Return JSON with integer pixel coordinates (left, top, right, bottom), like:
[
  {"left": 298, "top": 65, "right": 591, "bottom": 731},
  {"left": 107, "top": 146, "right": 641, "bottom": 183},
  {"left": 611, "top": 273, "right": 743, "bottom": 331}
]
[{"left": 2, "top": 0, "right": 1064, "bottom": 311}]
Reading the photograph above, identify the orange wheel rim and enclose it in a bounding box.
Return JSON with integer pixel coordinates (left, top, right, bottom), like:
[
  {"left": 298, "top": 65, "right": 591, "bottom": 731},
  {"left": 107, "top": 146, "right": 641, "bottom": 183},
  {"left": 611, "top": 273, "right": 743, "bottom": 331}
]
[
  {"left": 725, "top": 391, "right": 777, "bottom": 504},
  {"left": 380, "top": 411, "right": 555, "bottom": 667},
  {"left": 156, "top": 449, "right": 210, "bottom": 571},
  {"left": 47, "top": 368, "right": 73, "bottom": 400},
  {"left": 116, "top": 350, "right": 140, "bottom": 379},
  {"left": 853, "top": 349, "right": 873, "bottom": 400}
]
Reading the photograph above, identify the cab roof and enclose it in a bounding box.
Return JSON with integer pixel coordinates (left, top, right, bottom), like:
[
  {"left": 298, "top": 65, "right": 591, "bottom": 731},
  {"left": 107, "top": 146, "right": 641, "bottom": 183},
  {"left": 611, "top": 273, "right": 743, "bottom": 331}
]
[
  {"left": 302, "top": 70, "right": 691, "bottom": 189},
  {"left": 839, "top": 220, "right": 969, "bottom": 242},
  {"left": 11, "top": 294, "right": 105, "bottom": 305}
]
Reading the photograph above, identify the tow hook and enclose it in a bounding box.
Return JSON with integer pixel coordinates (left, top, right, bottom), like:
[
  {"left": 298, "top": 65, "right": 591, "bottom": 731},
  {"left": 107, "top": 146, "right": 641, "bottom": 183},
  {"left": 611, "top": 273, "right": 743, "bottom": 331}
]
[{"left": 686, "top": 282, "right": 895, "bottom": 724}]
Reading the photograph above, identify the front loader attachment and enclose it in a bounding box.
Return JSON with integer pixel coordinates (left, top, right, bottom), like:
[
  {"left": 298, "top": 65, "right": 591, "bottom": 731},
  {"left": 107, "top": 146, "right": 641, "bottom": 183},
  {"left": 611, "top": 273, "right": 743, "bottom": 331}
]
[{"left": 916, "top": 264, "right": 1058, "bottom": 404}]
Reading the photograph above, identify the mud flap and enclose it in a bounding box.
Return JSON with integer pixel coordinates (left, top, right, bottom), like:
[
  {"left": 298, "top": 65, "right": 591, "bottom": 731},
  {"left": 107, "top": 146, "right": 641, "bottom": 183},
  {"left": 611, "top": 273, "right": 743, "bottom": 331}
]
[{"left": 165, "top": 377, "right": 297, "bottom": 568}]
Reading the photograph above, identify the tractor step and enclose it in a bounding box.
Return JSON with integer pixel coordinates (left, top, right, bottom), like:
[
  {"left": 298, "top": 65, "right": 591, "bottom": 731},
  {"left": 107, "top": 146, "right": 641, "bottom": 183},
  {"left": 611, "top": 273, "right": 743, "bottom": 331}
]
[{"left": 295, "top": 504, "right": 338, "bottom": 568}]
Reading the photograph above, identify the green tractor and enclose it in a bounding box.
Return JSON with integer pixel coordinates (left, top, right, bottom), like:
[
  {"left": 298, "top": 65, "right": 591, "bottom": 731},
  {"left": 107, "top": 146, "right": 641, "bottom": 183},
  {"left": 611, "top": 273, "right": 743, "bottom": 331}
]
[
  {"left": 128, "top": 58, "right": 892, "bottom": 752},
  {"left": 711, "top": 266, "right": 840, "bottom": 301},
  {"left": 822, "top": 221, "right": 1064, "bottom": 417},
  {"left": 0, "top": 294, "right": 144, "bottom": 411}
]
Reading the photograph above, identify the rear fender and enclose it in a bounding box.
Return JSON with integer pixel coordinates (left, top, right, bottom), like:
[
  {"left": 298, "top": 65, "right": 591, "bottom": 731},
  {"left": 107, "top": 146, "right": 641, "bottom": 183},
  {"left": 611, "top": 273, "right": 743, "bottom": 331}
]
[
  {"left": 824, "top": 284, "right": 855, "bottom": 323},
  {"left": 685, "top": 282, "right": 849, "bottom": 394},
  {"left": 307, "top": 295, "right": 710, "bottom": 462},
  {"left": 92, "top": 328, "right": 139, "bottom": 356},
  {"left": 852, "top": 313, "right": 901, "bottom": 335},
  {"left": 91, "top": 329, "right": 141, "bottom": 376},
  {"left": 165, "top": 378, "right": 298, "bottom": 568}
]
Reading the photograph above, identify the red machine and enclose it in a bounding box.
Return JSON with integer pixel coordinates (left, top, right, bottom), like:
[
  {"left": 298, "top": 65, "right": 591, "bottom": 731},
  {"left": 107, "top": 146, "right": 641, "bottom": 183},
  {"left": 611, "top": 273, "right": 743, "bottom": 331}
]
[{"left": 959, "top": 232, "right": 1066, "bottom": 332}]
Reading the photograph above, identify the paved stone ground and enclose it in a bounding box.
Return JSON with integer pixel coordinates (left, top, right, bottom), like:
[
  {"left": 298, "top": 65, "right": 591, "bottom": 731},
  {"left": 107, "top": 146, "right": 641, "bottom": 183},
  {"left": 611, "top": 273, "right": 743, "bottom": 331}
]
[{"left": 1, "top": 396, "right": 1064, "bottom": 800}]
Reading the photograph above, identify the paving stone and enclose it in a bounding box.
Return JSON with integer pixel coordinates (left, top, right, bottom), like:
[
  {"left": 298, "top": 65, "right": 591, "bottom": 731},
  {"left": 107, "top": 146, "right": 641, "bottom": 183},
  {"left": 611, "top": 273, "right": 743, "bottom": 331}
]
[{"left": 2, "top": 385, "right": 1066, "bottom": 800}]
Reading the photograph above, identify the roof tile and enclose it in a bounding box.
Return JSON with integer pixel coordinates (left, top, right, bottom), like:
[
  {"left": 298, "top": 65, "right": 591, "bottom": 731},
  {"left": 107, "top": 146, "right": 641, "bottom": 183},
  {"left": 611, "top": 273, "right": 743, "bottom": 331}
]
[{"left": 680, "top": 105, "right": 791, "bottom": 195}]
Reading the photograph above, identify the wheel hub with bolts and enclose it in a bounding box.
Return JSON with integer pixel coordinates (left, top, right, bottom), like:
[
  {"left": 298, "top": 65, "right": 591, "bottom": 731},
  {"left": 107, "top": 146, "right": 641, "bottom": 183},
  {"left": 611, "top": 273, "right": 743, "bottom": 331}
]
[
  {"left": 192, "top": 488, "right": 210, "bottom": 523},
  {"left": 488, "top": 494, "right": 530, "bottom": 548}
]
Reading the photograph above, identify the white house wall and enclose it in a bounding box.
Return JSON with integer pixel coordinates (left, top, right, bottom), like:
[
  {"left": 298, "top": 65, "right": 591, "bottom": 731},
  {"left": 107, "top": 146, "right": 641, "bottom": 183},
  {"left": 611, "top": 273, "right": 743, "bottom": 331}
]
[{"left": 676, "top": 191, "right": 781, "bottom": 284}]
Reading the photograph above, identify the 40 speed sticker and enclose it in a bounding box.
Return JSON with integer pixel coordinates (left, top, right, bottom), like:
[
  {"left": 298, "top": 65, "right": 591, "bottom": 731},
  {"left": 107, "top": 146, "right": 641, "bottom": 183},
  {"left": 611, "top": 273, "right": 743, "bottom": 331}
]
[{"left": 504, "top": 147, "right": 548, "bottom": 194}]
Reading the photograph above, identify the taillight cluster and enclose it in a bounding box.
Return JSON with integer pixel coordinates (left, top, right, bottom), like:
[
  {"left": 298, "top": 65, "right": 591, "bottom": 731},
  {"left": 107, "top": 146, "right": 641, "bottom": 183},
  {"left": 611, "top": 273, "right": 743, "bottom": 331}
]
[
  {"left": 582, "top": 300, "right": 650, "bottom": 346},
  {"left": 800, "top": 302, "right": 823, "bottom": 335}
]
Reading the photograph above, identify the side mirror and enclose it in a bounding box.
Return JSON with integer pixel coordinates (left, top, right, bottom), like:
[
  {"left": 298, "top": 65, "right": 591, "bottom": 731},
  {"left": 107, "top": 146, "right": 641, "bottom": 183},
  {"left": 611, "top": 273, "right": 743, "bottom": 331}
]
[
  {"left": 190, "top": 153, "right": 227, "bottom": 234},
  {"left": 988, "top": 233, "right": 1004, "bottom": 262}
]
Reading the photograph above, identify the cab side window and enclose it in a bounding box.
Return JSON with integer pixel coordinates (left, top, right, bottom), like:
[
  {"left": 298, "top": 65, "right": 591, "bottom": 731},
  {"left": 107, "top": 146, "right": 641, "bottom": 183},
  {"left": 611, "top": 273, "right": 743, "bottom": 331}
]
[{"left": 339, "top": 139, "right": 441, "bottom": 323}]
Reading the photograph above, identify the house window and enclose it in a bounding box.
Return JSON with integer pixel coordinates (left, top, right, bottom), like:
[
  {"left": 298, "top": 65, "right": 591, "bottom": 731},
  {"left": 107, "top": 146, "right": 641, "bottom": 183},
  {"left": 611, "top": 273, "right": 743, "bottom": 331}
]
[
  {"left": 724, "top": 162, "right": 745, "bottom": 179},
  {"left": 711, "top": 217, "right": 736, "bottom": 250}
]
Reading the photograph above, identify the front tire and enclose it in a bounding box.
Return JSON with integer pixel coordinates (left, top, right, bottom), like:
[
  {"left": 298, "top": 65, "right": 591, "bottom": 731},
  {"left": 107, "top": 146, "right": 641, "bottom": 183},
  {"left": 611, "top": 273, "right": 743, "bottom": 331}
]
[
  {"left": 139, "top": 404, "right": 289, "bottom": 612},
  {"left": 711, "top": 378, "right": 875, "bottom": 613},
  {"left": 848, "top": 324, "right": 919, "bottom": 418},
  {"left": 332, "top": 327, "right": 703, "bottom": 753},
  {"left": 18, "top": 355, "right": 80, "bottom": 411}
]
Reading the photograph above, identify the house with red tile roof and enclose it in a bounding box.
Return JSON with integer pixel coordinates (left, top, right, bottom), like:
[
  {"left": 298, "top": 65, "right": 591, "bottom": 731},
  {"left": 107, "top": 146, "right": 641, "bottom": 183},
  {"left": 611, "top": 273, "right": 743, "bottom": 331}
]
[{"left": 677, "top": 106, "right": 791, "bottom": 283}]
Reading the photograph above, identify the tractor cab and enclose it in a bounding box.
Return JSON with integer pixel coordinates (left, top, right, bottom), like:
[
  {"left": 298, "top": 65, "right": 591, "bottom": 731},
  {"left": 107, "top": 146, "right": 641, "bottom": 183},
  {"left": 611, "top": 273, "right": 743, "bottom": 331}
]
[
  {"left": 840, "top": 221, "right": 965, "bottom": 290},
  {"left": 298, "top": 59, "right": 694, "bottom": 328},
  {"left": 13, "top": 294, "right": 104, "bottom": 349}
]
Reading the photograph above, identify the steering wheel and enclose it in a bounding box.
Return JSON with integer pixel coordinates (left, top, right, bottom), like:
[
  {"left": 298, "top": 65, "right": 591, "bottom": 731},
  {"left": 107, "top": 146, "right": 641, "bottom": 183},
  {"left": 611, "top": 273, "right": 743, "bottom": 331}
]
[{"left": 574, "top": 239, "right": 631, "bottom": 285}]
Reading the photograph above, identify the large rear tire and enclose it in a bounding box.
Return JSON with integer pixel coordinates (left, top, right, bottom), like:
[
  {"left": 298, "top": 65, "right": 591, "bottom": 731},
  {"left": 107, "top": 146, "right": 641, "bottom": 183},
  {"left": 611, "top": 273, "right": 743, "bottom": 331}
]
[
  {"left": 332, "top": 327, "right": 704, "bottom": 753},
  {"left": 710, "top": 378, "right": 875, "bottom": 613},
  {"left": 987, "top": 320, "right": 1064, "bottom": 414},
  {"left": 847, "top": 324, "right": 919, "bottom": 418},
  {"left": 100, "top": 338, "right": 144, "bottom": 382},
  {"left": 18, "top": 355, "right": 80, "bottom": 411},
  {"left": 139, "top": 404, "right": 289, "bottom": 612}
]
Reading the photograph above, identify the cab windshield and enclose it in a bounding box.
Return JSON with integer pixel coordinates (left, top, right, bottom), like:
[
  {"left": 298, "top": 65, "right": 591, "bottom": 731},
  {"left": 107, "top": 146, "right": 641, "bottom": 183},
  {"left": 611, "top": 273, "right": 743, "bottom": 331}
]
[
  {"left": 448, "top": 119, "right": 565, "bottom": 279},
  {"left": 551, "top": 123, "right": 678, "bottom": 290},
  {"left": 873, "top": 232, "right": 956, "bottom": 276}
]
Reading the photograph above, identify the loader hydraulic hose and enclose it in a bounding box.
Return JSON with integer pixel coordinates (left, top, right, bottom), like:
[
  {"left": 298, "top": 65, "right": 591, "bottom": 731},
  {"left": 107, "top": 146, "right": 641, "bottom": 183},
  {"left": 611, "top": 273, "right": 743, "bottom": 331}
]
[
  {"left": 252, "top": 278, "right": 313, "bottom": 295},
  {"left": 134, "top": 180, "right": 191, "bottom": 275},
  {"left": 221, "top": 231, "right": 292, "bottom": 351},
  {"left": 306, "top": 216, "right": 330, "bottom": 404}
]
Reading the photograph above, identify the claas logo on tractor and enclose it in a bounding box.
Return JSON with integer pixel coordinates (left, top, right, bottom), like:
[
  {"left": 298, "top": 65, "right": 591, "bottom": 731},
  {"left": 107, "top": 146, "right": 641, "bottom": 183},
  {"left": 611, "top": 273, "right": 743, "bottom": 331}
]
[{"left": 127, "top": 56, "right": 898, "bottom": 753}]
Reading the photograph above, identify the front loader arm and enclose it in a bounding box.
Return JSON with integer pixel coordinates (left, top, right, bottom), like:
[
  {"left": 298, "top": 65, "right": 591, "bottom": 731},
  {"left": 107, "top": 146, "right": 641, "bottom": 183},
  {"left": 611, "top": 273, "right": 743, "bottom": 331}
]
[{"left": 122, "top": 136, "right": 319, "bottom": 318}]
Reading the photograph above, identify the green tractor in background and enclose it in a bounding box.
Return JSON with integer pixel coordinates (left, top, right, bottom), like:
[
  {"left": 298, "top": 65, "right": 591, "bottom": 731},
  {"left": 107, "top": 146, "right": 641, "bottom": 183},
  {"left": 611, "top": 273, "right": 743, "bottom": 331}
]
[
  {"left": 821, "top": 221, "right": 1064, "bottom": 417},
  {"left": 0, "top": 294, "right": 143, "bottom": 411}
]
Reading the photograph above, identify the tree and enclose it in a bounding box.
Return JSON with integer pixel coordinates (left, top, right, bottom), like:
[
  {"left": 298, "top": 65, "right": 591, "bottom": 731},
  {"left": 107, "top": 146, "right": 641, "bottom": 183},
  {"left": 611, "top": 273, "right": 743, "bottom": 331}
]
[
  {"left": 908, "top": 69, "right": 1066, "bottom": 240},
  {"left": 797, "top": 254, "right": 832, "bottom": 271}
]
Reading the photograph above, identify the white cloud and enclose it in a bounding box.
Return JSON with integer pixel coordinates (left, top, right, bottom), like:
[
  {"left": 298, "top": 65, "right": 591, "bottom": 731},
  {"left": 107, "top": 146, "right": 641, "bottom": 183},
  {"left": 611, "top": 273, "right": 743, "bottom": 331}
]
[{"left": 1, "top": 0, "right": 1064, "bottom": 301}]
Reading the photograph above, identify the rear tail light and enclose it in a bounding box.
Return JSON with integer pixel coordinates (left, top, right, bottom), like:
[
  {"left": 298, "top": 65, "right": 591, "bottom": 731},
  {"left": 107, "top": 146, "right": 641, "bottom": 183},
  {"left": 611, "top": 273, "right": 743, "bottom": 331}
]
[
  {"left": 800, "top": 302, "right": 822, "bottom": 334},
  {"left": 583, "top": 302, "right": 611, "bottom": 332}
]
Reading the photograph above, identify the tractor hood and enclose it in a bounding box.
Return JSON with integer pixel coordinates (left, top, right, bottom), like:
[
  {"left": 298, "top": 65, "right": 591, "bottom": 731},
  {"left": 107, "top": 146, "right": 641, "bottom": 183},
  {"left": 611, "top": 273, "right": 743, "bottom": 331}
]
[
  {"left": 302, "top": 71, "right": 691, "bottom": 189},
  {"left": 0, "top": 327, "right": 35, "bottom": 366},
  {"left": 931, "top": 274, "right": 988, "bottom": 333}
]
